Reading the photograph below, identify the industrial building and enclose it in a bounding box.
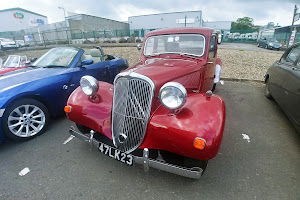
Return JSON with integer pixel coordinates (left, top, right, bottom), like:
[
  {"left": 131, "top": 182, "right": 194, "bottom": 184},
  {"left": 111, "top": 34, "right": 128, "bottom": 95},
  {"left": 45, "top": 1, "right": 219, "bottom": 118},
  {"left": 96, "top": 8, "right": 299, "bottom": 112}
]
[
  {"left": 129, "top": 11, "right": 203, "bottom": 30},
  {"left": 68, "top": 14, "right": 129, "bottom": 32},
  {"left": 128, "top": 11, "right": 232, "bottom": 37},
  {"left": 202, "top": 21, "right": 232, "bottom": 30},
  {"left": 0, "top": 8, "right": 48, "bottom": 32}
]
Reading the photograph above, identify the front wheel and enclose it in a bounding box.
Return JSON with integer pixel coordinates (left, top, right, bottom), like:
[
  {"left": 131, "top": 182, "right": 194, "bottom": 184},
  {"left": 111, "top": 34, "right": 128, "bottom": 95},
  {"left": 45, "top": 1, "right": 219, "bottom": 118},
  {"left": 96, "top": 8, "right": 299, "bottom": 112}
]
[
  {"left": 2, "top": 98, "right": 50, "bottom": 141},
  {"left": 265, "top": 78, "right": 272, "bottom": 99},
  {"left": 257, "top": 43, "right": 260, "bottom": 47},
  {"left": 212, "top": 83, "right": 216, "bottom": 92},
  {"left": 184, "top": 157, "right": 208, "bottom": 173}
]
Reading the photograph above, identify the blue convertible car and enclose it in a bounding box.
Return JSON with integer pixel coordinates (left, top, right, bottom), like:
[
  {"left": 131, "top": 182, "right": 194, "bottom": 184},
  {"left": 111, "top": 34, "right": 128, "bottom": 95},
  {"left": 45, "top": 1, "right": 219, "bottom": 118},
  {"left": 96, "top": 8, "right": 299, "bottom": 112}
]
[{"left": 0, "top": 46, "right": 129, "bottom": 142}]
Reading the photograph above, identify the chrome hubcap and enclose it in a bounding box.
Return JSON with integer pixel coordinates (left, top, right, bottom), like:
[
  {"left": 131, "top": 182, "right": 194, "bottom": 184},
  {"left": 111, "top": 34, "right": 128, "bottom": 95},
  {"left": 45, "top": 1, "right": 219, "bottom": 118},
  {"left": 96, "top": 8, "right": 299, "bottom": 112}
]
[{"left": 8, "top": 104, "right": 45, "bottom": 137}]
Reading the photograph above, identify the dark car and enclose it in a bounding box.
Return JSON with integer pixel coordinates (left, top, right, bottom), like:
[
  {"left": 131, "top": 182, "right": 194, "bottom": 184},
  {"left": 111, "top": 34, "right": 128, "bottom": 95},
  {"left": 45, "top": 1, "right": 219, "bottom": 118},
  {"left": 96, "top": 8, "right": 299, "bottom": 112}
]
[
  {"left": 257, "top": 37, "right": 282, "bottom": 50},
  {"left": 264, "top": 42, "right": 300, "bottom": 132}
]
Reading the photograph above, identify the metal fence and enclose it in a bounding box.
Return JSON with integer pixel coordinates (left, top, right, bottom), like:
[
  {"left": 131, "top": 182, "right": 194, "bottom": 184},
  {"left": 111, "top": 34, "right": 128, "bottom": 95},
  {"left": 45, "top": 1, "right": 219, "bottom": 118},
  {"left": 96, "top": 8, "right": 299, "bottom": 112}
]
[
  {"left": 1, "top": 28, "right": 300, "bottom": 48},
  {"left": 0, "top": 28, "right": 156, "bottom": 47}
]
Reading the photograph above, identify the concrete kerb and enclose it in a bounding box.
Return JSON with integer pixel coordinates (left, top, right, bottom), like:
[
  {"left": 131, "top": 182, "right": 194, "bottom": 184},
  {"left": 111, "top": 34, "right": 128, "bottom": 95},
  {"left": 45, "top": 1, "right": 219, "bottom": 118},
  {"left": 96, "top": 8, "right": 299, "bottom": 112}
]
[{"left": 220, "top": 77, "right": 264, "bottom": 83}]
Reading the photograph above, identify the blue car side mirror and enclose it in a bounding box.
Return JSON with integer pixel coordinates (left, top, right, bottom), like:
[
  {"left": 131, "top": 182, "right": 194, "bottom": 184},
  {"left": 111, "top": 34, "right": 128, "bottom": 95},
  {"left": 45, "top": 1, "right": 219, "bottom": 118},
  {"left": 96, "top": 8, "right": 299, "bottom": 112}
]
[{"left": 81, "top": 60, "right": 94, "bottom": 66}]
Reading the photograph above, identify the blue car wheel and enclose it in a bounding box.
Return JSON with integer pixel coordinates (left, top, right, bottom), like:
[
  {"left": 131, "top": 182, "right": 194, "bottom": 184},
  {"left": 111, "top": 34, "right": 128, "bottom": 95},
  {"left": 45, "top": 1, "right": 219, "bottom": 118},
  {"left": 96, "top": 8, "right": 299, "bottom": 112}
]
[{"left": 2, "top": 98, "right": 50, "bottom": 141}]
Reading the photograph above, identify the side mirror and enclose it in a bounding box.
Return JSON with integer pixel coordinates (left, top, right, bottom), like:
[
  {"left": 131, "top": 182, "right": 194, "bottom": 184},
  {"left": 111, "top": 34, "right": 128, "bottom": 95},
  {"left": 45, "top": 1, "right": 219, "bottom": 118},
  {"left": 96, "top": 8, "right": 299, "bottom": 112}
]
[
  {"left": 137, "top": 44, "right": 142, "bottom": 51},
  {"left": 81, "top": 59, "right": 94, "bottom": 66},
  {"left": 30, "top": 57, "right": 37, "bottom": 63}
]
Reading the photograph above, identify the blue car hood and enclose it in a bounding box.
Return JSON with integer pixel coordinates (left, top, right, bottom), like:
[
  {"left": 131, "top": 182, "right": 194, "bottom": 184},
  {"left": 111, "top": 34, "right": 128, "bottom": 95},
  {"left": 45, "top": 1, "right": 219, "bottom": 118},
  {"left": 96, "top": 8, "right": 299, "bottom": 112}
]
[{"left": 0, "top": 67, "right": 71, "bottom": 93}]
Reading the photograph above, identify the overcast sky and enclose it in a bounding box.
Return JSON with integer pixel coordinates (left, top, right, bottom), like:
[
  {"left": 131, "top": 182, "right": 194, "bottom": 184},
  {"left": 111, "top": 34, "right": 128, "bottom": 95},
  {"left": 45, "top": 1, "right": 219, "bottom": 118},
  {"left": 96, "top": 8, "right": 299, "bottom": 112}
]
[{"left": 1, "top": 0, "right": 299, "bottom": 27}]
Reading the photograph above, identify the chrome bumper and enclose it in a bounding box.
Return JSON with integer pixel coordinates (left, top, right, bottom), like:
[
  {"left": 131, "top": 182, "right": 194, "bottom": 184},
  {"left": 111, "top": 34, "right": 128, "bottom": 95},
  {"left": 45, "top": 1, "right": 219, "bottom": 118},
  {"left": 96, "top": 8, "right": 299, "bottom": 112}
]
[{"left": 69, "top": 127, "right": 203, "bottom": 179}]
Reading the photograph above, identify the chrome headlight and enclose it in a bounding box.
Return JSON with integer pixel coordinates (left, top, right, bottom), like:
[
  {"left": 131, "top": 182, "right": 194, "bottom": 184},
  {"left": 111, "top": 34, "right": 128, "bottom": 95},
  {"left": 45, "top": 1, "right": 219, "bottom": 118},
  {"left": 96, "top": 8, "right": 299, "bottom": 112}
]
[
  {"left": 80, "top": 75, "right": 99, "bottom": 96},
  {"left": 159, "top": 82, "right": 187, "bottom": 110},
  {"left": 269, "top": 43, "right": 273, "bottom": 46}
]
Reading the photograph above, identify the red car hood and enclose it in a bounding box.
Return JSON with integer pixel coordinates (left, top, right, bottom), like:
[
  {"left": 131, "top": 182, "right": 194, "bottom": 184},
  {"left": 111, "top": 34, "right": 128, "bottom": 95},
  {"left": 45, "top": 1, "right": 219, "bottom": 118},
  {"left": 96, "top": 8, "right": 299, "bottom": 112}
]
[
  {"left": 128, "top": 58, "right": 206, "bottom": 95},
  {"left": 0, "top": 67, "right": 25, "bottom": 75}
]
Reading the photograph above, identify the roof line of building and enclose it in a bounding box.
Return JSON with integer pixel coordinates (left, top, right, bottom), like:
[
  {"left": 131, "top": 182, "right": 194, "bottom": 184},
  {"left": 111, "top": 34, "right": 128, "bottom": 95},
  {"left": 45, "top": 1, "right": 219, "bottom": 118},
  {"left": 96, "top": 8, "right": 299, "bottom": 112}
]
[
  {"left": 203, "top": 21, "right": 233, "bottom": 23},
  {"left": 129, "top": 10, "right": 202, "bottom": 18},
  {"left": 67, "top": 13, "right": 128, "bottom": 24},
  {"left": 0, "top": 7, "right": 47, "bottom": 18}
]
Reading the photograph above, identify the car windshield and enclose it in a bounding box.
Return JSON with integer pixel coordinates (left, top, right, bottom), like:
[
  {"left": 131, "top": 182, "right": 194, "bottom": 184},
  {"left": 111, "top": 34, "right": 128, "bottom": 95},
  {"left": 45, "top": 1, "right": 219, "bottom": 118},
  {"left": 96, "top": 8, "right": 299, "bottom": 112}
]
[
  {"left": 3, "top": 56, "right": 20, "bottom": 68},
  {"left": 267, "top": 38, "right": 278, "bottom": 42},
  {"left": 0, "top": 38, "right": 13, "bottom": 42},
  {"left": 144, "top": 34, "right": 205, "bottom": 57},
  {"left": 32, "top": 47, "right": 79, "bottom": 68}
]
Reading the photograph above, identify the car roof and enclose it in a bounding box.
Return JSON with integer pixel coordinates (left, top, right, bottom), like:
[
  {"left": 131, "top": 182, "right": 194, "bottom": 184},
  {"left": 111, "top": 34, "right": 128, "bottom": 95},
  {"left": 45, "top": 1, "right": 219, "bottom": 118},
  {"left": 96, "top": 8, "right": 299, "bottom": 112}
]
[{"left": 145, "top": 27, "right": 215, "bottom": 38}]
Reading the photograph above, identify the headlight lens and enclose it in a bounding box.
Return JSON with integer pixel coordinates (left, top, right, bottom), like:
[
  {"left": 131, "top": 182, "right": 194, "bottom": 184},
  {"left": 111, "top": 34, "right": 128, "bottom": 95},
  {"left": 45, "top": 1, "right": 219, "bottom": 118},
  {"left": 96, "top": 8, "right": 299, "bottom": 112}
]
[
  {"left": 80, "top": 75, "right": 99, "bottom": 96},
  {"left": 159, "top": 82, "right": 187, "bottom": 110},
  {"left": 269, "top": 43, "right": 273, "bottom": 46}
]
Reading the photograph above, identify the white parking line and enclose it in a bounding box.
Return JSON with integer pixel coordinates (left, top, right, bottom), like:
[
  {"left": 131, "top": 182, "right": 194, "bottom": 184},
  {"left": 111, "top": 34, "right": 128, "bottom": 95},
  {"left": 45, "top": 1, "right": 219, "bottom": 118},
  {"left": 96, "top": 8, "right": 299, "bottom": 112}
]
[
  {"left": 63, "top": 135, "right": 75, "bottom": 144},
  {"left": 19, "top": 167, "right": 30, "bottom": 176},
  {"left": 242, "top": 133, "right": 250, "bottom": 143}
]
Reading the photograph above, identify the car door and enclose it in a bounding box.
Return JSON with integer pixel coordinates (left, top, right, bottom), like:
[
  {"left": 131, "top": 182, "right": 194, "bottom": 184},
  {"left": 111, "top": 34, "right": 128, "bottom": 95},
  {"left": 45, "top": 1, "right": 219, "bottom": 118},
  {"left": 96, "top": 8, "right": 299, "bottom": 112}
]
[
  {"left": 202, "top": 34, "right": 217, "bottom": 92},
  {"left": 272, "top": 45, "right": 300, "bottom": 126},
  {"left": 69, "top": 53, "right": 111, "bottom": 93},
  {"left": 280, "top": 46, "right": 300, "bottom": 127}
]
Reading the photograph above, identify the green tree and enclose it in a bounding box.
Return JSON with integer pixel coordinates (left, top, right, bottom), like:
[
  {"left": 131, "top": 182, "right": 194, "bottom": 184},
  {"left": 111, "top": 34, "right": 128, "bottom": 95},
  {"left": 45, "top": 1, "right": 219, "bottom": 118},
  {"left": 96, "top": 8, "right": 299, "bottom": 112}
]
[{"left": 231, "top": 17, "right": 256, "bottom": 30}]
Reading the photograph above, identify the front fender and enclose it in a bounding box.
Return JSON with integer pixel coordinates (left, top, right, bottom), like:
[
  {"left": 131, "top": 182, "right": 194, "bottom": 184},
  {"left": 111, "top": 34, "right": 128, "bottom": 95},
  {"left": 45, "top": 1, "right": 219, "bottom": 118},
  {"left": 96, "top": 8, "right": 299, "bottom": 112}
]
[
  {"left": 66, "top": 82, "right": 114, "bottom": 139},
  {"left": 140, "top": 93, "right": 226, "bottom": 160}
]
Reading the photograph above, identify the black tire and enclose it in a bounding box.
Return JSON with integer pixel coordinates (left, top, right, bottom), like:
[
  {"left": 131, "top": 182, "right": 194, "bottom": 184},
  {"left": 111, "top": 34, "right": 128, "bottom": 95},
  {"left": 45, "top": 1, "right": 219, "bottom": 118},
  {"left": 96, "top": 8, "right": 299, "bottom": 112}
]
[
  {"left": 257, "top": 43, "right": 260, "bottom": 47},
  {"left": 265, "top": 78, "right": 272, "bottom": 99},
  {"left": 76, "top": 123, "right": 92, "bottom": 134},
  {"left": 2, "top": 98, "right": 50, "bottom": 141},
  {"left": 265, "top": 44, "right": 268, "bottom": 49},
  {"left": 212, "top": 83, "right": 216, "bottom": 92},
  {"left": 184, "top": 157, "right": 208, "bottom": 173}
]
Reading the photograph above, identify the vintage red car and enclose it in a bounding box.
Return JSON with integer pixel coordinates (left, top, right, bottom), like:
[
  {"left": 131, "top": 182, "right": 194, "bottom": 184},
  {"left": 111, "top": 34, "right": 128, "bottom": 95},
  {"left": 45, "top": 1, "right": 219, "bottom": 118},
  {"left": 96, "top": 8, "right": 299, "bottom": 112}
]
[{"left": 65, "top": 27, "right": 226, "bottom": 179}]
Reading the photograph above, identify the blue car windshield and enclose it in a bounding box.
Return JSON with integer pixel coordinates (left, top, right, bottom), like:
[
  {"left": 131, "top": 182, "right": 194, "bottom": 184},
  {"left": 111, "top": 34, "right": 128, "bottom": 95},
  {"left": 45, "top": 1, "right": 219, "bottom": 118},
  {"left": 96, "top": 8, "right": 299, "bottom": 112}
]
[{"left": 32, "top": 48, "right": 79, "bottom": 68}]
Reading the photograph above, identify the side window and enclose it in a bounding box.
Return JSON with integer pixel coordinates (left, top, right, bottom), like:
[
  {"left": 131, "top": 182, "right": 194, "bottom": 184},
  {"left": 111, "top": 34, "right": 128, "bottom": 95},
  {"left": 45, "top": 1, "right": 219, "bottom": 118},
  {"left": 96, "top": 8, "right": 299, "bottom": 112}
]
[
  {"left": 209, "top": 35, "right": 216, "bottom": 58},
  {"left": 285, "top": 46, "right": 300, "bottom": 64}
]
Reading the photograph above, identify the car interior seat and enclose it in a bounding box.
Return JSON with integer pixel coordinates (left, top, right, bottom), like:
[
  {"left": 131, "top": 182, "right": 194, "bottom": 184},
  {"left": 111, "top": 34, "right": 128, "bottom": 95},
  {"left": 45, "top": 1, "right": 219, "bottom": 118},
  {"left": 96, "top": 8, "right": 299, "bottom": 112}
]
[
  {"left": 90, "top": 49, "right": 103, "bottom": 63},
  {"left": 83, "top": 49, "right": 93, "bottom": 60}
]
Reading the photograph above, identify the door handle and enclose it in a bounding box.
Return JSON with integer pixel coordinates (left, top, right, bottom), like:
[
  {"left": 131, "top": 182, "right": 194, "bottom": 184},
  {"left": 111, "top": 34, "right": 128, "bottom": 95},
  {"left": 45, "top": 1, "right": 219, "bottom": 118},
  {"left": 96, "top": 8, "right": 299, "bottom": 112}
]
[{"left": 207, "top": 62, "right": 213, "bottom": 64}]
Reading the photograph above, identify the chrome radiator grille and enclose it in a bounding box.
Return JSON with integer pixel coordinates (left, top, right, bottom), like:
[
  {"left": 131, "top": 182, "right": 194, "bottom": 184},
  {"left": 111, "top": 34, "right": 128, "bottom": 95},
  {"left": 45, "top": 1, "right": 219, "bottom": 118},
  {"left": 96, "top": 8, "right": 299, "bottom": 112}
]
[{"left": 112, "top": 72, "right": 154, "bottom": 153}]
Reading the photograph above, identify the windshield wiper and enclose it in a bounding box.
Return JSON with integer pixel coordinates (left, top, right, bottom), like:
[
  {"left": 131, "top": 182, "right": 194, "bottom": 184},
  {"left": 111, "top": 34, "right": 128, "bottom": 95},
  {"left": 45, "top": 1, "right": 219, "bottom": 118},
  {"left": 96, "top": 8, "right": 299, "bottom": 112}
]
[
  {"left": 43, "top": 65, "right": 66, "bottom": 68},
  {"left": 27, "top": 65, "right": 38, "bottom": 68},
  {"left": 180, "top": 53, "right": 202, "bottom": 59}
]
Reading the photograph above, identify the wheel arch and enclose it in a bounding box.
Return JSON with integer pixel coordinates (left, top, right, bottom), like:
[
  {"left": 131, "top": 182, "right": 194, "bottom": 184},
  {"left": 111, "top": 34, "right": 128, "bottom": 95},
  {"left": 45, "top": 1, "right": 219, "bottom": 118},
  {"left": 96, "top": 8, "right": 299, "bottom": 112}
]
[
  {"left": 264, "top": 74, "right": 270, "bottom": 83},
  {"left": 3, "top": 94, "right": 54, "bottom": 117}
]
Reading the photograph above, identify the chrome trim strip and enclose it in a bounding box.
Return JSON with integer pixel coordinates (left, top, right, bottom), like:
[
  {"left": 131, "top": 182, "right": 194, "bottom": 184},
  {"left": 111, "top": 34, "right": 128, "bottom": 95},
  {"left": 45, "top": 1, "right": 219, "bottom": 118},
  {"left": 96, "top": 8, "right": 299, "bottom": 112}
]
[
  {"left": 0, "top": 109, "right": 5, "bottom": 117},
  {"left": 69, "top": 127, "right": 203, "bottom": 179}
]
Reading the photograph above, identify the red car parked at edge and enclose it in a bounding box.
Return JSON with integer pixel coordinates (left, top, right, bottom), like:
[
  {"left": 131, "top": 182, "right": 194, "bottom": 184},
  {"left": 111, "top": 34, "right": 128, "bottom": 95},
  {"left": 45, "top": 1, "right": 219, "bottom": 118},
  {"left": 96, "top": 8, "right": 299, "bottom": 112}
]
[
  {"left": 0, "top": 55, "right": 27, "bottom": 75},
  {"left": 65, "top": 27, "right": 226, "bottom": 179}
]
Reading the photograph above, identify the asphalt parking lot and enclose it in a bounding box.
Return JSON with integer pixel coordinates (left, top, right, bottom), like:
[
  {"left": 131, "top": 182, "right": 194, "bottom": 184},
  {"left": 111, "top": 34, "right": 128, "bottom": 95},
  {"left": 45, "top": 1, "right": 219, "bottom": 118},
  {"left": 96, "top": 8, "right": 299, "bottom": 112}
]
[{"left": 0, "top": 81, "right": 299, "bottom": 200}]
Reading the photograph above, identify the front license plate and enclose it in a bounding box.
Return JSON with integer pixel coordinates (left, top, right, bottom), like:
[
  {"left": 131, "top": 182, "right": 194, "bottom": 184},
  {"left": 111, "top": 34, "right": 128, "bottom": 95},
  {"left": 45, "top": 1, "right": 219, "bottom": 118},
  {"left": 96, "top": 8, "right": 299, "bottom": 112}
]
[{"left": 98, "top": 142, "right": 133, "bottom": 166}]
